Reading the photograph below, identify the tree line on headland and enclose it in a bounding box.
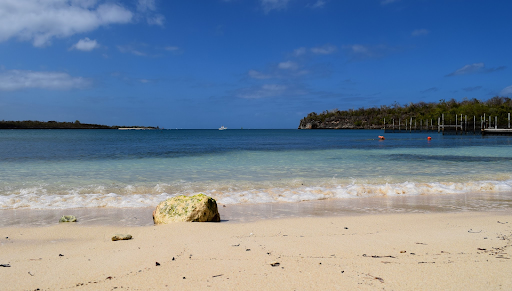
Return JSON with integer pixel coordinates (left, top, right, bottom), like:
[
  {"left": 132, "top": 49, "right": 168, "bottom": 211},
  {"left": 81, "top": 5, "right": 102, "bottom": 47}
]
[
  {"left": 0, "top": 120, "right": 157, "bottom": 129},
  {"left": 298, "top": 96, "right": 512, "bottom": 129}
]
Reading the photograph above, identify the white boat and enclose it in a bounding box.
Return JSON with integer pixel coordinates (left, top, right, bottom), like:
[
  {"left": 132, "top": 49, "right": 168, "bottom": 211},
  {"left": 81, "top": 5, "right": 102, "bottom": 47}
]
[{"left": 219, "top": 126, "right": 227, "bottom": 130}]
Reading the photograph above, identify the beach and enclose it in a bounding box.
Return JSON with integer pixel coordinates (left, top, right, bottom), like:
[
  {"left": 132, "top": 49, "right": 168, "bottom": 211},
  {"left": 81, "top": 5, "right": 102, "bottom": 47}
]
[
  {"left": 2, "top": 0, "right": 512, "bottom": 288},
  {"left": 1, "top": 205, "right": 512, "bottom": 290},
  {"left": 2, "top": 130, "right": 512, "bottom": 289}
]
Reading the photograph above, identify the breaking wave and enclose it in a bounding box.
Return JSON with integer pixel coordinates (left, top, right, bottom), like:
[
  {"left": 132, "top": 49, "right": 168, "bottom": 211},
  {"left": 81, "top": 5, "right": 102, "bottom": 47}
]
[{"left": 1, "top": 179, "right": 512, "bottom": 210}]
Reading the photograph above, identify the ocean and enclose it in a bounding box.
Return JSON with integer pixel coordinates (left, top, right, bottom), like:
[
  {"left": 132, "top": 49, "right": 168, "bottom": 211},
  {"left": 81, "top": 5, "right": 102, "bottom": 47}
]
[{"left": 1, "top": 129, "right": 512, "bottom": 225}]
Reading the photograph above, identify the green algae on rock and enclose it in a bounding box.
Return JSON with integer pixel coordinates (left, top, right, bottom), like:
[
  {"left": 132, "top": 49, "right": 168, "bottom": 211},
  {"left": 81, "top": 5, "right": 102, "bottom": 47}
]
[
  {"left": 153, "top": 194, "right": 221, "bottom": 224},
  {"left": 59, "top": 215, "right": 77, "bottom": 223}
]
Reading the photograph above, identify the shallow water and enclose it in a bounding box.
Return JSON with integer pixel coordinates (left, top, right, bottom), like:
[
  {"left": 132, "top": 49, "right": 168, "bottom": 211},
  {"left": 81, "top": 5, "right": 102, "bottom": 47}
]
[{"left": 1, "top": 129, "right": 512, "bottom": 210}]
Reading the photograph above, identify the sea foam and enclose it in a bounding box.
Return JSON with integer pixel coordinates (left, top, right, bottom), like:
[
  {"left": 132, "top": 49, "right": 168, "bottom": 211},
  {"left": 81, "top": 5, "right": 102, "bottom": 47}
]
[{"left": 1, "top": 179, "right": 511, "bottom": 210}]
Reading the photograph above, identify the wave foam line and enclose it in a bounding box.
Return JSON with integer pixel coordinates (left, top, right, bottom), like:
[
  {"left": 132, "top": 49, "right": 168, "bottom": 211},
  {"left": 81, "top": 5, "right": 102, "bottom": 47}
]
[{"left": 1, "top": 180, "right": 512, "bottom": 209}]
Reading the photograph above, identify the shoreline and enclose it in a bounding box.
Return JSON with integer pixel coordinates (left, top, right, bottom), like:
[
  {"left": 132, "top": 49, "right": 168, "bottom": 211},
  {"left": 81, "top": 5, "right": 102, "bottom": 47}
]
[
  {"left": 1, "top": 211, "right": 511, "bottom": 290},
  {"left": 1, "top": 191, "right": 512, "bottom": 227}
]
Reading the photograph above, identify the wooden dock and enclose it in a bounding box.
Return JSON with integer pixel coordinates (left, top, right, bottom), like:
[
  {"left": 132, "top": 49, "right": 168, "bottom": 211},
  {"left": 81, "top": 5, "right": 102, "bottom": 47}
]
[
  {"left": 481, "top": 129, "right": 512, "bottom": 136},
  {"left": 382, "top": 113, "right": 511, "bottom": 135}
]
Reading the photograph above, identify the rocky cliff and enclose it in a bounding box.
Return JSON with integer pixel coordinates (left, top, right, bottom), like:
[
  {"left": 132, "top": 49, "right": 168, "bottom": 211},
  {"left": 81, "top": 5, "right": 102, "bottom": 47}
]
[{"left": 298, "top": 116, "right": 383, "bottom": 129}]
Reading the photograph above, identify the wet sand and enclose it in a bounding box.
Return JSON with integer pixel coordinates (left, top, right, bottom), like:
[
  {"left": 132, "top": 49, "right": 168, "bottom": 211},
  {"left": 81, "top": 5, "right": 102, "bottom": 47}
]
[{"left": 1, "top": 191, "right": 512, "bottom": 227}]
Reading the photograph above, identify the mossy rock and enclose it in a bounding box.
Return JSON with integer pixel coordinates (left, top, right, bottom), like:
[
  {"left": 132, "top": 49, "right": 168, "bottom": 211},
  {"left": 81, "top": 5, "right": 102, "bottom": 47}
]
[
  {"left": 59, "top": 215, "right": 77, "bottom": 223},
  {"left": 153, "top": 194, "right": 220, "bottom": 224}
]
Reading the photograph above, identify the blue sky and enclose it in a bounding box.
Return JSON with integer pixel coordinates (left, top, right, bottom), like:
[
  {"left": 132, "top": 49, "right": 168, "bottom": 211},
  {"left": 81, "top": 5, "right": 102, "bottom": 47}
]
[{"left": 0, "top": 0, "right": 511, "bottom": 129}]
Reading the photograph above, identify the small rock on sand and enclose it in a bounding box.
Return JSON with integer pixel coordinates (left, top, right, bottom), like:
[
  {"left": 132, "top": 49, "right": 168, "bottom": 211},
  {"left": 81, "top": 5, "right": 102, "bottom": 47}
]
[
  {"left": 59, "top": 215, "right": 77, "bottom": 223},
  {"left": 112, "top": 234, "right": 132, "bottom": 241}
]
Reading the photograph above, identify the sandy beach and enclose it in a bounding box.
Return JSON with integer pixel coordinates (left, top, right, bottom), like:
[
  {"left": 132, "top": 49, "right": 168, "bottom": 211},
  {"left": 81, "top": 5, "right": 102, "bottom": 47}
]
[{"left": 1, "top": 210, "right": 511, "bottom": 290}]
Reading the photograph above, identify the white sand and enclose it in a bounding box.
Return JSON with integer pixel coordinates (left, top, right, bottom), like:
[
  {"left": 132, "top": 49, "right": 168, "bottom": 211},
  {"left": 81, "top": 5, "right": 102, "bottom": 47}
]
[{"left": 1, "top": 211, "right": 511, "bottom": 290}]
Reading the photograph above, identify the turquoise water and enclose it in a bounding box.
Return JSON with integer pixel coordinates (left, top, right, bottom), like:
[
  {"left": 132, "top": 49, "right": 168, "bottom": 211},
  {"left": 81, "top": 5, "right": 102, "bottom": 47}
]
[{"left": 1, "top": 129, "right": 512, "bottom": 209}]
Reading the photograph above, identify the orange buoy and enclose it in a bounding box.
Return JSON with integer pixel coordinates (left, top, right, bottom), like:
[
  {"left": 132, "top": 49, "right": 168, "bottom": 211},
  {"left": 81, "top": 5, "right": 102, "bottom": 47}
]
[
  {"left": 378, "top": 136, "right": 385, "bottom": 140},
  {"left": 427, "top": 136, "right": 432, "bottom": 140}
]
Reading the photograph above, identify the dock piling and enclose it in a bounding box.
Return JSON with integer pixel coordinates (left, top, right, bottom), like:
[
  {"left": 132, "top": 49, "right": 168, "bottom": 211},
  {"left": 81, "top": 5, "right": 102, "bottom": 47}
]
[
  {"left": 385, "top": 112, "right": 510, "bottom": 135},
  {"left": 442, "top": 114, "right": 445, "bottom": 134}
]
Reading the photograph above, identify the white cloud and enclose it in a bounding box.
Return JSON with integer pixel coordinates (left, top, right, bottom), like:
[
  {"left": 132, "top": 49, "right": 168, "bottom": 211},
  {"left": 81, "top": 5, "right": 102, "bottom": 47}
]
[
  {"left": 117, "top": 45, "right": 146, "bottom": 56},
  {"left": 348, "top": 44, "right": 369, "bottom": 54},
  {"left": 446, "top": 63, "right": 485, "bottom": 76},
  {"left": 249, "top": 45, "right": 338, "bottom": 81},
  {"left": 238, "top": 84, "right": 289, "bottom": 99},
  {"left": 381, "top": 0, "right": 399, "bottom": 5},
  {"left": 69, "top": 0, "right": 97, "bottom": 9},
  {"left": 293, "top": 47, "right": 307, "bottom": 57},
  {"left": 342, "top": 44, "right": 395, "bottom": 60},
  {"left": 248, "top": 65, "right": 309, "bottom": 80},
  {"left": 70, "top": 37, "right": 99, "bottom": 51},
  {"left": 248, "top": 70, "right": 272, "bottom": 79},
  {"left": 236, "top": 84, "right": 307, "bottom": 99},
  {"left": 0, "top": 0, "right": 133, "bottom": 47},
  {"left": 308, "top": 0, "right": 326, "bottom": 8},
  {"left": 311, "top": 44, "right": 337, "bottom": 55},
  {"left": 0, "top": 69, "right": 90, "bottom": 91},
  {"left": 291, "top": 45, "right": 336, "bottom": 57},
  {"left": 445, "top": 63, "right": 506, "bottom": 77},
  {"left": 137, "top": 0, "right": 156, "bottom": 12},
  {"left": 500, "top": 85, "right": 512, "bottom": 97},
  {"left": 278, "top": 61, "right": 299, "bottom": 70},
  {"left": 137, "top": 0, "right": 164, "bottom": 26},
  {"left": 261, "top": 0, "right": 290, "bottom": 14},
  {"left": 147, "top": 14, "right": 165, "bottom": 26},
  {"left": 412, "top": 29, "right": 429, "bottom": 36},
  {"left": 164, "top": 46, "right": 182, "bottom": 54},
  {"left": 420, "top": 87, "right": 439, "bottom": 94}
]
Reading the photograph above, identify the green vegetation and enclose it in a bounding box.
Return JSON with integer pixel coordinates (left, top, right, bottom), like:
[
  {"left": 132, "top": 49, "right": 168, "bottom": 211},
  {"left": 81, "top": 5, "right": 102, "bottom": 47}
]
[
  {"left": 299, "top": 97, "right": 512, "bottom": 129},
  {"left": 0, "top": 120, "right": 157, "bottom": 129}
]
